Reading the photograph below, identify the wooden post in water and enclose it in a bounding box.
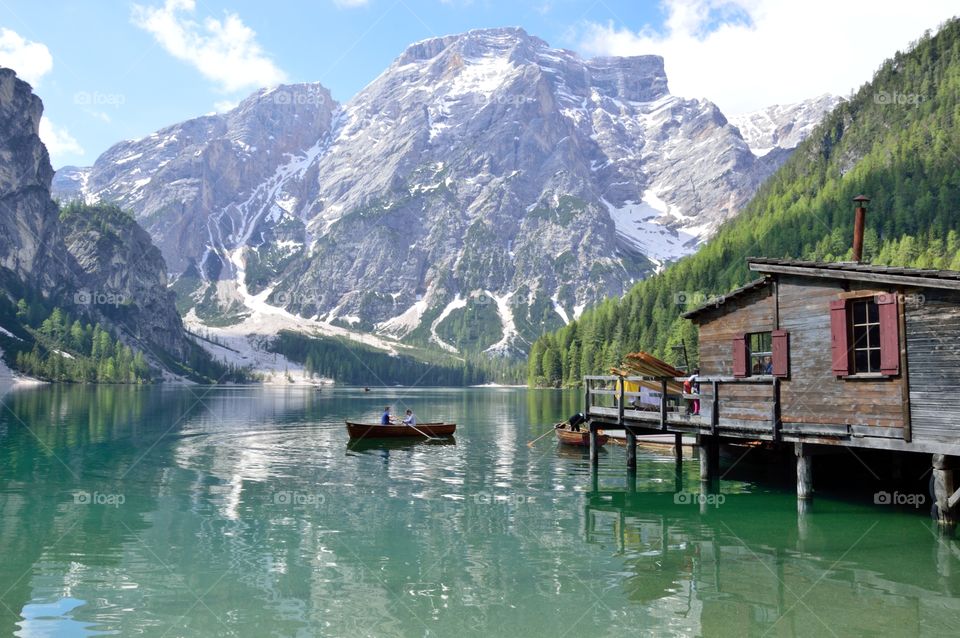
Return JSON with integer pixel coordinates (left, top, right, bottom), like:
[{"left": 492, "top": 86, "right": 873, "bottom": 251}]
[
  {"left": 674, "top": 433, "right": 683, "bottom": 467},
  {"left": 796, "top": 443, "right": 813, "bottom": 500},
  {"left": 625, "top": 427, "right": 637, "bottom": 469},
  {"left": 932, "top": 454, "right": 959, "bottom": 529},
  {"left": 698, "top": 435, "right": 717, "bottom": 484},
  {"left": 589, "top": 422, "right": 599, "bottom": 467}
]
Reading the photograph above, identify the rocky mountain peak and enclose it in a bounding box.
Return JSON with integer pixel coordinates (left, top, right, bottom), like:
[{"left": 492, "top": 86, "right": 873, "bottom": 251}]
[
  {"left": 51, "top": 30, "right": 839, "bottom": 358},
  {"left": 730, "top": 93, "right": 843, "bottom": 156}
]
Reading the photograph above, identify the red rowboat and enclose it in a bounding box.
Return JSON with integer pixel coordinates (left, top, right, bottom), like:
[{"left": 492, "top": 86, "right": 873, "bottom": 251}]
[
  {"left": 555, "top": 424, "right": 608, "bottom": 447},
  {"left": 345, "top": 421, "right": 457, "bottom": 439}
]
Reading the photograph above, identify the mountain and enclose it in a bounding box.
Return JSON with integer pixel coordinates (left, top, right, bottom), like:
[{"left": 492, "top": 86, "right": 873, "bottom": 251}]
[
  {"left": 729, "top": 94, "right": 842, "bottom": 157},
  {"left": 528, "top": 18, "right": 960, "bottom": 386},
  {"left": 0, "top": 67, "right": 231, "bottom": 383},
  {"left": 53, "top": 27, "right": 831, "bottom": 357}
]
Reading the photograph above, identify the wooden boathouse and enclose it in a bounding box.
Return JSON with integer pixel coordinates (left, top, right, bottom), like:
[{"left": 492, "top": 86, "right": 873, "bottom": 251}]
[{"left": 583, "top": 197, "right": 960, "bottom": 526}]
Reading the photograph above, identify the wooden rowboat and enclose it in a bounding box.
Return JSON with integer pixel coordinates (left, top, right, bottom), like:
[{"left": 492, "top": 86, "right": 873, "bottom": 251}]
[
  {"left": 555, "top": 424, "right": 608, "bottom": 447},
  {"left": 345, "top": 421, "right": 457, "bottom": 439}
]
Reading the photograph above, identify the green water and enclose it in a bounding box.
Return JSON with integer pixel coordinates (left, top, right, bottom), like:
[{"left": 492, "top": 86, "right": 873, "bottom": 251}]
[{"left": 0, "top": 385, "right": 958, "bottom": 637}]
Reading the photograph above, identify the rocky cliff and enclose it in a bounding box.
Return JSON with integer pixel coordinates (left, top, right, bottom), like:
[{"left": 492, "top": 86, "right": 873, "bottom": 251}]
[{"left": 0, "top": 67, "right": 199, "bottom": 374}]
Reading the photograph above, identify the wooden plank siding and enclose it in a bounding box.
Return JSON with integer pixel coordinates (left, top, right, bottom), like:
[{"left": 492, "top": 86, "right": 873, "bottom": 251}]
[
  {"left": 905, "top": 288, "right": 960, "bottom": 443},
  {"left": 696, "top": 285, "right": 775, "bottom": 423},
  {"left": 777, "top": 275, "right": 905, "bottom": 430}
]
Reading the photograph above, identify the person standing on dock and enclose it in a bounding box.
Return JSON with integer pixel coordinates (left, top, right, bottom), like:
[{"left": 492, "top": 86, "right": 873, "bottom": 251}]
[{"left": 688, "top": 368, "right": 701, "bottom": 415}]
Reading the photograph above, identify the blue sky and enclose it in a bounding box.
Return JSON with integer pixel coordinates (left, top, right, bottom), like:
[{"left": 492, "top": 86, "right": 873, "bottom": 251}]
[{"left": 0, "top": 0, "right": 956, "bottom": 168}]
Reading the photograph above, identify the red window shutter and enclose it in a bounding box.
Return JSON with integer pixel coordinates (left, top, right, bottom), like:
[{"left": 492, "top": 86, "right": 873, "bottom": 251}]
[
  {"left": 830, "top": 299, "right": 850, "bottom": 376},
  {"left": 877, "top": 293, "right": 901, "bottom": 375},
  {"left": 732, "top": 334, "right": 748, "bottom": 377},
  {"left": 771, "top": 330, "right": 789, "bottom": 377}
]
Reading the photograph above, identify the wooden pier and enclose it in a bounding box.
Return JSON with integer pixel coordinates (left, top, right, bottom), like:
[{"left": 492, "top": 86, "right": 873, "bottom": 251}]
[{"left": 582, "top": 248, "right": 960, "bottom": 529}]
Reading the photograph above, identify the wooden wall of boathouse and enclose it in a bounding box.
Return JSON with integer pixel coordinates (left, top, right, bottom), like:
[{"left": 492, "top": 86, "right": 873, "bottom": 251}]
[
  {"left": 777, "top": 275, "right": 906, "bottom": 435},
  {"left": 695, "top": 284, "right": 775, "bottom": 424},
  {"left": 905, "top": 287, "right": 960, "bottom": 444}
]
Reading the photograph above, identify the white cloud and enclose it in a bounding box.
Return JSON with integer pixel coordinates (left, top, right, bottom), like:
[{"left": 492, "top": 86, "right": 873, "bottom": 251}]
[
  {"left": 213, "top": 98, "right": 239, "bottom": 112},
  {"left": 334, "top": 0, "right": 370, "bottom": 7},
  {"left": 0, "top": 28, "right": 53, "bottom": 87},
  {"left": 39, "top": 117, "right": 84, "bottom": 165},
  {"left": 132, "top": 0, "right": 287, "bottom": 93},
  {"left": 576, "top": 0, "right": 958, "bottom": 115}
]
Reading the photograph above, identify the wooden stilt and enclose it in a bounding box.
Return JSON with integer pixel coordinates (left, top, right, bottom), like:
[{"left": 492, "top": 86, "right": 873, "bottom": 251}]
[
  {"left": 698, "top": 435, "right": 714, "bottom": 483},
  {"left": 625, "top": 429, "right": 637, "bottom": 469},
  {"left": 796, "top": 443, "right": 813, "bottom": 500},
  {"left": 932, "top": 454, "right": 959, "bottom": 528},
  {"left": 674, "top": 433, "right": 683, "bottom": 467},
  {"left": 797, "top": 498, "right": 811, "bottom": 548},
  {"left": 627, "top": 467, "right": 637, "bottom": 494},
  {"left": 589, "top": 423, "right": 599, "bottom": 467}
]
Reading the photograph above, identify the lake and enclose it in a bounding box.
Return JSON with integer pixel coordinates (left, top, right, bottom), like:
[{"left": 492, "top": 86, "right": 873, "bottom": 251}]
[{"left": 0, "top": 385, "right": 958, "bottom": 637}]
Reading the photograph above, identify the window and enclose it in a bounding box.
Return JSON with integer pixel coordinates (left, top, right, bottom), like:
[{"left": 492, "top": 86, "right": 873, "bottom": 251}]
[
  {"left": 733, "top": 330, "right": 788, "bottom": 378},
  {"left": 851, "top": 299, "right": 881, "bottom": 373},
  {"left": 748, "top": 332, "right": 772, "bottom": 375},
  {"left": 830, "top": 294, "right": 900, "bottom": 377}
]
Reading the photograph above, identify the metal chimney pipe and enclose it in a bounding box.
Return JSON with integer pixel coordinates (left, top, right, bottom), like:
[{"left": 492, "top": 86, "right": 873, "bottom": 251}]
[{"left": 852, "top": 195, "right": 870, "bottom": 263}]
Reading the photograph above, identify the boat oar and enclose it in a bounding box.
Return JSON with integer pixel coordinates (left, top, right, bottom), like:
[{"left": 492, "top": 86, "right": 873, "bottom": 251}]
[
  {"left": 527, "top": 426, "right": 557, "bottom": 447},
  {"left": 403, "top": 421, "right": 445, "bottom": 442}
]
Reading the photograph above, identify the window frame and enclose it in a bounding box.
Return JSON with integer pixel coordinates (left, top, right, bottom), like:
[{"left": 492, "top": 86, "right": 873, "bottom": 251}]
[
  {"left": 850, "top": 298, "right": 882, "bottom": 374},
  {"left": 830, "top": 291, "right": 901, "bottom": 379},
  {"left": 747, "top": 331, "right": 773, "bottom": 377}
]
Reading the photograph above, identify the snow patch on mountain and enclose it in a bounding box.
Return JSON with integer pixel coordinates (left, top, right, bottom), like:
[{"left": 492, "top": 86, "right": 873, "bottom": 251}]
[
  {"left": 730, "top": 94, "right": 842, "bottom": 157},
  {"left": 551, "top": 291, "right": 570, "bottom": 325},
  {"left": 430, "top": 295, "right": 467, "bottom": 353},
  {"left": 376, "top": 299, "right": 428, "bottom": 339},
  {"left": 483, "top": 290, "right": 520, "bottom": 356},
  {"left": 604, "top": 192, "right": 699, "bottom": 265}
]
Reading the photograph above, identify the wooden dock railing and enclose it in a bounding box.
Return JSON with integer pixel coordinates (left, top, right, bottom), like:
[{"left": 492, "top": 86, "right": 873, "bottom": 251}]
[{"left": 583, "top": 375, "right": 782, "bottom": 440}]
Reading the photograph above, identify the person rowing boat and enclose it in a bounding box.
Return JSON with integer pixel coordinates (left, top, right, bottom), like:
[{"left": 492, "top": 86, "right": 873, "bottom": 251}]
[
  {"left": 402, "top": 409, "right": 417, "bottom": 427},
  {"left": 380, "top": 406, "right": 395, "bottom": 425}
]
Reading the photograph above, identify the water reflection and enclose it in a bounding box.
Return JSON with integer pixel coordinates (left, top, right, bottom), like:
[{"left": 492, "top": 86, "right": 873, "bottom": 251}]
[
  {"left": 585, "top": 487, "right": 960, "bottom": 636},
  {"left": 1, "top": 385, "right": 959, "bottom": 636}
]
